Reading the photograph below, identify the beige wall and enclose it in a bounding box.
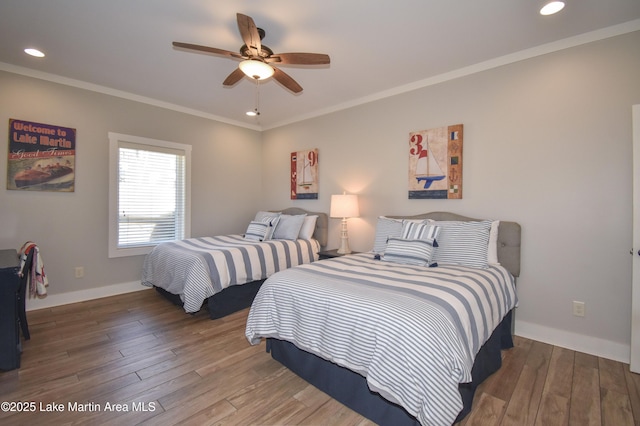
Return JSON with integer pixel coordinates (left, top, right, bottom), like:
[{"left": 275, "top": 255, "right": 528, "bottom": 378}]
[
  {"left": 0, "top": 71, "right": 262, "bottom": 299},
  {"left": 1, "top": 30, "right": 639, "bottom": 363},
  {"left": 260, "top": 31, "right": 640, "bottom": 361}
]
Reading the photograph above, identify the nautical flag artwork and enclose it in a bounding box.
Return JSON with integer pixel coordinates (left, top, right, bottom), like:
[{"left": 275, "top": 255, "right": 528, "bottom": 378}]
[
  {"left": 291, "top": 148, "right": 319, "bottom": 199},
  {"left": 408, "top": 124, "right": 463, "bottom": 199}
]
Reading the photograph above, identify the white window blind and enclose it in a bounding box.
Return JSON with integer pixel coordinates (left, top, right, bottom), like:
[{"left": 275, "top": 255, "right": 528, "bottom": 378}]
[{"left": 109, "top": 133, "right": 191, "bottom": 258}]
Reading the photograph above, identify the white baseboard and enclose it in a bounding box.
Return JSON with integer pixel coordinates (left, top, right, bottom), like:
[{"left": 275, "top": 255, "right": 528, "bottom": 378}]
[
  {"left": 23, "top": 285, "right": 630, "bottom": 364},
  {"left": 515, "top": 320, "right": 630, "bottom": 364},
  {"left": 25, "top": 281, "right": 150, "bottom": 312}
]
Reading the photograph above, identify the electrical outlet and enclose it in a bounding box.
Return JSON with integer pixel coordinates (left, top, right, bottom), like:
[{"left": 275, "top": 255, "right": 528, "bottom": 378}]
[
  {"left": 572, "top": 301, "right": 585, "bottom": 317},
  {"left": 74, "top": 266, "right": 84, "bottom": 278}
]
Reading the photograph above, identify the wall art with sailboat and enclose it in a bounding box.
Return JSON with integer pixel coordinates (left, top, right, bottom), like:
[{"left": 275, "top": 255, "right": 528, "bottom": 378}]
[
  {"left": 408, "top": 124, "right": 462, "bottom": 199},
  {"left": 290, "top": 148, "right": 318, "bottom": 200}
]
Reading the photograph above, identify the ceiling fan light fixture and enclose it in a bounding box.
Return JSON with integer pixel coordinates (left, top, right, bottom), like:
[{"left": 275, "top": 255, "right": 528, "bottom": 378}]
[
  {"left": 540, "top": 1, "right": 565, "bottom": 15},
  {"left": 239, "top": 59, "right": 274, "bottom": 80}
]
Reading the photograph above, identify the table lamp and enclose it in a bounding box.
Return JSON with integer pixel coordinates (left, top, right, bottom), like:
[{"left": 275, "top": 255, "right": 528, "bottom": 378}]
[{"left": 330, "top": 193, "right": 359, "bottom": 254}]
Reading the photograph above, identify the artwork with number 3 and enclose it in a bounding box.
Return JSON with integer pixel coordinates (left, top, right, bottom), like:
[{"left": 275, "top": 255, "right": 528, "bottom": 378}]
[
  {"left": 408, "top": 124, "right": 463, "bottom": 199},
  {"left": 291, "top": 148, "right": 318, "bottom": 199}
]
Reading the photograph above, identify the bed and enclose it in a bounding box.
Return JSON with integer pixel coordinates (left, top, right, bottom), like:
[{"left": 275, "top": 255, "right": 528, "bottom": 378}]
[
  {"left": 245, "top": 212, "right": 521, "bottom": 425},
  {"left": 142, "top": 207, "right": 328, "bottom": 319}
]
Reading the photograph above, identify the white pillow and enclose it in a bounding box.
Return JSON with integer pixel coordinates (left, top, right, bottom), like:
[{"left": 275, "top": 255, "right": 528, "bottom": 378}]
[
  {"left": 272, "top": 214, "right": 307, "bottom": 240},
  {"left": 429, "top": 220, "right": 492, "bottom": 268},
  {"left": 298, "top": 215, "right": 318, "bottom": 240},
  {"left": 488, "top": 221, "right": 500, "bottom": 266},
  {"left": 373, "top": 216, "right": 403, "bottom": 253}
]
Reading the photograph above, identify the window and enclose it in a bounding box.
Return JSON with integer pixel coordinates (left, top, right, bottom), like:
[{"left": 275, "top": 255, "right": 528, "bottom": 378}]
[{"left": 108, "top": 133, "right": 191, "bottom": 258}]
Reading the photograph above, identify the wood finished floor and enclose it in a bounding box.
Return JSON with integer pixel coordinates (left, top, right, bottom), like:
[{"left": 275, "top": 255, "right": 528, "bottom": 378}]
[{"left": 1, "top": 289, "right": 639, "bottom": 426}]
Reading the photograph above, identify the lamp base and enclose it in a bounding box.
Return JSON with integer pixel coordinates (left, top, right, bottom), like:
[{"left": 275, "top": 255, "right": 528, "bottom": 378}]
[
  {"left": 337, "top": 240, "right": 351, "bottom": 255},
  {"left": 337, "top": 218, "right": 351, "bottom": 254}
]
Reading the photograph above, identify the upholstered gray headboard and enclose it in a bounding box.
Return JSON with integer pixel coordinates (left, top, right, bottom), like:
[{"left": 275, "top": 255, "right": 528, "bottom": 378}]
[
  {"left": 274, "top": 208, "right": 329, "bottom": 248},
  {"left": 388, "top": 212, "right": 521, "bottom": 277}
]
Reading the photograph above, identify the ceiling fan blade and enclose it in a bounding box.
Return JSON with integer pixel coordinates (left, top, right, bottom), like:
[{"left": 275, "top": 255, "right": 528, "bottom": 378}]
[
  {"left": 222, "top": 68, "right": 246, "bottom": 86},
  {"left": 273, "top": 67, "right": 303, "bottom": 93},
  {"left": 236, "top": 13, "right": 261, "bottom": 56},
  {"left": 268, "top": 53, "right": 330, "bottom": 65},
  {"left": 172, "top": 42, "right": 243, "bottom": 59}
]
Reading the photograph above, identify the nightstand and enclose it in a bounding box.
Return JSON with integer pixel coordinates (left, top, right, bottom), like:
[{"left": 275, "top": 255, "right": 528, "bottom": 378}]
[{"left": 318, "top": 249, "right": 359, "bottom": 260}]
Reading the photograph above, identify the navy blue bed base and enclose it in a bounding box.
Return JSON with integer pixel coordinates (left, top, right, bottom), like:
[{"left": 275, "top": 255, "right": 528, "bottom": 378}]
[
  {"left": 154, "top": 279, "right": 265, "bottom": 319},
  {"left": 267, "top": 310, "right": 514, "bottom": 425}
]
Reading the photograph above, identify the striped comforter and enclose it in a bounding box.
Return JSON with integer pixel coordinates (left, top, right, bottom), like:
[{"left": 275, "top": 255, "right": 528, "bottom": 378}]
[
  {"left": 142, "top": 235, "right": 320, "bottom": 313},
  {"left": 245, "top": 253, "right": 517, "bottom": 426}
]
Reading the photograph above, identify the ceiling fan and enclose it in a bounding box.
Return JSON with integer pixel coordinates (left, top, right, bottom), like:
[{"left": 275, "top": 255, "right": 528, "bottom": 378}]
[{"left": 172, "top": 13, "right": 330, "bottom": 94}]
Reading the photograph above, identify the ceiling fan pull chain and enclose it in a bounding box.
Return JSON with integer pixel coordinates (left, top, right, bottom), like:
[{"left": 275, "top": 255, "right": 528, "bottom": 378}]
[
  {"left": 253, "top": 78, "right": 261, "bottom": 117},
  {"left": 255, "top": 78, "right": 259, "bottom": 113}
]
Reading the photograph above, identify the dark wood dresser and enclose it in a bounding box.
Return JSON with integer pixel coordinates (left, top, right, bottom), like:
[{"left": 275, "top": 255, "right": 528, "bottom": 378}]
[{"left": 0, "top": 249, "right": 21, "bottom": 370}]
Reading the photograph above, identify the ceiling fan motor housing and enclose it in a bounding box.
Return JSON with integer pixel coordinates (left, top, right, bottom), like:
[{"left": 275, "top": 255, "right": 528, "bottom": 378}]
[{"left": 240, "top": 43, "right": 273, "bottom": 59}]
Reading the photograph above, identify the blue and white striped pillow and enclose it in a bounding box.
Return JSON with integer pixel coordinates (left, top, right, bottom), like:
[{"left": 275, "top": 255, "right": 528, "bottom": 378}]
[
  {"left": 245, "top": 220, "right": 269, "bottom": 241},
  {"left": 382, "top": 237, "right": 437, "bottom": 267},
  {"left": 430, "top": 220, "right": 492, "bottom": 268},
  {"left": 401, "top": 221, "right": 440, "bottom": 245},
  {"left": 253, "top": 211, "right": 281, "bottom": 240},
  {"left": 373, "top": 216, "right": 403, "bottom": 253}
]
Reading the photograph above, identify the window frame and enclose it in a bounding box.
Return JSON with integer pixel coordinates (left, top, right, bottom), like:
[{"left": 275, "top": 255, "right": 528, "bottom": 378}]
[{"left": 108, "top": 132, "right": 191, "bottom": 258}]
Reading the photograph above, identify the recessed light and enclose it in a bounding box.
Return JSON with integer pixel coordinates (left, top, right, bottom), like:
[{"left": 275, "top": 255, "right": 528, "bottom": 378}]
[
  {"left": 246, "top": 109, "right": 260, "bottom": 117},
  {"left": 540, "top": 1, "right": 565, "bottom": 15},
  {"left": 24, "top": 48, "right": 45, "bottom": 58}
]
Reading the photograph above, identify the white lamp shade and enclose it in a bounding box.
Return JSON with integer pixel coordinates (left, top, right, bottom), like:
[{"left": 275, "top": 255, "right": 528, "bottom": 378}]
[
  {"left": 239, "top": 59, "right": 274, "bottom": 80},
  {"left": 330, "top": 194, "right": 359, "bottom": 218}
]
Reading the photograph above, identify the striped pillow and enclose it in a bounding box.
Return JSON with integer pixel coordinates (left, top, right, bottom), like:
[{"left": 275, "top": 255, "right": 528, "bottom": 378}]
[
  {"left": 401, "top": 221, "right": 440, "bottom": 245},
  {"left": 430, "top": 220, "right": 492, "bottom": 268},
  {"left": 373, "top": 216, "right": 403, "bottom": 253},
  {"left": 244, "top": 220, "right": 269, "bottom": 241},
  {"left": 264, "top": 216, "right": 280, "bottom": 240},
  {"left": 253, "top": 211, "right": 281, "bottom": 240},
  {"left": 254, "top": 211, "right": 280, "bottom": 222},
  {"left": 382, "top": 237, "right": 437, "bottom": 267}
]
